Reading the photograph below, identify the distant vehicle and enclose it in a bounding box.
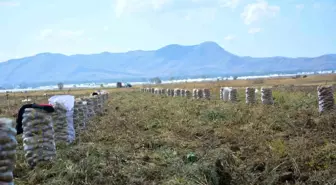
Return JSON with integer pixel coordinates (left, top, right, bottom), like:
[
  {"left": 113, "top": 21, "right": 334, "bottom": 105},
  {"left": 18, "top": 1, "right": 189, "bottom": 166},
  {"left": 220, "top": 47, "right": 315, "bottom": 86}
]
[
  {"left": 116, "top": 82, "right": 122, "bottom": 88},
  {"left": 125, "top": 83, "right": 132, "bottom": 88}
]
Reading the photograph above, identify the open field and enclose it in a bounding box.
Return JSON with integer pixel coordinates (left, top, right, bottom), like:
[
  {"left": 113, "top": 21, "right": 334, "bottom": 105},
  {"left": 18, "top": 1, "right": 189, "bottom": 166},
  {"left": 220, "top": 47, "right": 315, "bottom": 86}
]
[{"left": 0, "top": 74, "right": 336, "bottom": 185}]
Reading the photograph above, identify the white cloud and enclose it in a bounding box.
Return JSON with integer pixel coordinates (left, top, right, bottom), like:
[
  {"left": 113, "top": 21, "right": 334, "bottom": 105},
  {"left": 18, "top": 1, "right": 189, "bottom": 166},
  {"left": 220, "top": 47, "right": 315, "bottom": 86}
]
[
  {"left": 103, "top": 26, "right": 109, "bottom": 31},
  {"left": 0, "top": 1, "right": 20, "bottom": 7},
  {"left": 248, "top": 27, "right": 262, "bottom": 34},
  {"left": 37, "top": 29, "right": 84, "bottom": 40},
  {"left": 296, "top": 4, "right": 304, "bottom": 11},
  {"left": 113, "top": 0, "right": 172, "bottom": 17},
  {"left": 224, "top": 35, "right": 235, "bottom": 41},
  {"left": 241, "top": 0, "right": 280, "bottom": 25},
  {"left": 219, "top": 0, "right": 240, "bottom": 9}
]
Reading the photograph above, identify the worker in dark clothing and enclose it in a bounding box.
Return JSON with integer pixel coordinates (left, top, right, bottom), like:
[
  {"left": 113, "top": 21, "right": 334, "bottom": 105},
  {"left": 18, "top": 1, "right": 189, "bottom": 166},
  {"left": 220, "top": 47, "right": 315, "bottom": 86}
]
[
  {"left": 16, "top": 103, "right": 55, "bottom": 135},
  {"left": 92, "top": 92, "right": 98, "bottom": 96}
]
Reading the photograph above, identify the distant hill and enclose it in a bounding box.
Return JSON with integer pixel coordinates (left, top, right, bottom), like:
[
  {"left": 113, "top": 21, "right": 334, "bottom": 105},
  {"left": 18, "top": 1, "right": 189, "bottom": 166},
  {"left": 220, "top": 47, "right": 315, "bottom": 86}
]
[{"left": 0, "top": 41, "right": 335, "bottom": 87}]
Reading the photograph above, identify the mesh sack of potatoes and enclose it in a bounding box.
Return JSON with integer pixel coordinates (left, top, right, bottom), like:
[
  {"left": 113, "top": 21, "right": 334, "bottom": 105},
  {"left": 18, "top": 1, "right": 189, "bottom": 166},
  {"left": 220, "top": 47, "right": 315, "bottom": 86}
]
[
  {"left": 94, "top": 96, "right": 103, "bottom": 115},
  {"left": 174, "top": 88, "right": 181, "bottom": 97},
  {"left": 84, "top": 97, "right": 94, "bottom": 118},
  {"left": 82, "top": 101, "right": 88, "bottom": 126},
  {"left": 22, "top": 108, "right": 56, "bottom": 168},
  {"left": 220, "top": 87, "right": 224, "bottom": 100},
  {"left": 223, "top": 87, "right": 230, "bottom": 102},
  {"left": 170, "top": 89, "right": 175, "bottom": 97},
  {"left": 74, "top": 99, "right": 86, "bottom": 132},
  {"left": 261, "top": 88, "right": 274, "bottom": 105},
  {"left": 49, "top": 95, "right": 76, "bottom": 144},
  {"left": 0, "top": 118, "right": 17, "bottom": 185},
  {"left": 245, "top": 87, "right": 256, "bottom": 104},
  {"left": 89, "top": 96, "right": 98, "bottom": 116},
  {"left": 185, "top": 89, "right": 191, "bottom": 98},
  {"left": 181, "top": 89, "right": 186, "bottom": 97},
  {"left": 100, "top": 94, "right": 105, "bottom": 107},
  {"left": 94, "top": 96, "right": 102, "bottom": 114},
  {"left": 161, "top": 89, "right": 166, "bottom": 95},
  {"left": 51, "top": 102, "right": 72, "bottom": 144},
  {"left": 317, "top": 86, "right": 335, "bottom": 113},
  {"left": 228, "top": 88, "right": 237, "bottom": 102},
  {"left": 192, "top": 89, "right": 198, "bottom": 99},
  {"left": 167, "top": 89, "right": 171, "bottom": 96},
  {"left": 84, "top": 97, "right": 95, "bottom": 118},
  {"left": 166, "top": 89, "right": 171, "bottom": 96},
  {"left": 197, "top": 89, "right": 203, "bottom": 99},
  {"left": 203, "top": 89, "right": 210, "bottom": 100}
]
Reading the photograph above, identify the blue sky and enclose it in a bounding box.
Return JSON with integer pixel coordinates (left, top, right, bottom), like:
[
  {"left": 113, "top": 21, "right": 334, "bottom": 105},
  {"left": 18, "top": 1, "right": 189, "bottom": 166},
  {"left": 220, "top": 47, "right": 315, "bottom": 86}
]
[{"left": 0, "top": 0, "right": 336, "bottom": 62}]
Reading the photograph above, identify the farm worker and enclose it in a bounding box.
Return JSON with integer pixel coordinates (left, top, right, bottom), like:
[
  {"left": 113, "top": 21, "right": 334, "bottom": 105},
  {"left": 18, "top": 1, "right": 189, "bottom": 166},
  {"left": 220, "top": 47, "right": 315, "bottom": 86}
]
[{"left": 15, "top": 103, "right": 55, "bottom": 135}]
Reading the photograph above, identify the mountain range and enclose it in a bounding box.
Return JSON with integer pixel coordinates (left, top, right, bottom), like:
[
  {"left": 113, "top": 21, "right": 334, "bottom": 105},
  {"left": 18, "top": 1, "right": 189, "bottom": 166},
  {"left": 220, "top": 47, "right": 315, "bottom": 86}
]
[{"left": 0, "top": 41, "right": 336, "bottom": 88}]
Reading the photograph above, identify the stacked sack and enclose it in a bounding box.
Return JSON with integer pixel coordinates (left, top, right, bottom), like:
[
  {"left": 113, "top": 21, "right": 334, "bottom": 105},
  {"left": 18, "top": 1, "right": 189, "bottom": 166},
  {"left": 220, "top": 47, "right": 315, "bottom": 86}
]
[
  {"left": 228, "top": 88, "right": 237, "bottom": 102},
  {"left": 170, "top": 89, "right": 174, "bottom": 97},
  {"left": 167, "top": 89, "right": 171, "bottom": 96},
  {"left": 192, "top": 89, "right": 198, "bottom": 99},
  {"left": 197, "top": 89, "right": 203, "bottom": 99},
  {"left": 185, "top": 89, "right": 191, "bottom": 98},
  {"left": 22, "top": 108, "right": 56, "bottom": 168},
  {"left": 49, "top": 95, "right": 76, "bottom": 144},
  {"left": 261, "top": 88, "right": 274, "bottom": 105},
  {"left": 0, "top": 118, "right": 17, "bottom": 185},
  {"left": 85, "top": 97, "right": 95, "bottom": 118},
  {"left": 181, "top": 89, "right": 186, "bottom": 97},
  {"left": 245, "top": 87, "right": 256, "bottom": 104},
  {"left": 161, "top": 89, "right": 166, "bottom": 95},
  {"left": 73, "top": 99, "right": 86, "bottom": 132},
  {"left": 220, "top": 87, "right": 224, "bottom": 100},
  {"left": 92, "top": 96, "right": 100, "bottom": 115},
  {"left": 95, "top": 95, "right": 103, "bottom": 115},
  {"left": 317, "top": 86, "right": 335, "bottom": 113},
  {"left": 82, "top": 100, "right": 88, "bottom": 124},
  {"left": 174, "top": 88, "right": 181, "bottom": 97},
  {"left": 52, "top": 102, "right": 71, "bottom": 144},
  {"left": 203, "top": 89, "right": 210, "bottom": 100},
  {"left": 223, "top": 87, "right": 230, "bottom": 102}
]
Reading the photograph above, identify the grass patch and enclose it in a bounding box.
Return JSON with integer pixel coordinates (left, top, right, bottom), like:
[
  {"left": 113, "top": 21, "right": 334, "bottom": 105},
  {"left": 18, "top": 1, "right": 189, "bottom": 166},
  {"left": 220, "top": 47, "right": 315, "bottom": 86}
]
[{"left": 2, "top": 88, "right": 335, "bottom": 185}]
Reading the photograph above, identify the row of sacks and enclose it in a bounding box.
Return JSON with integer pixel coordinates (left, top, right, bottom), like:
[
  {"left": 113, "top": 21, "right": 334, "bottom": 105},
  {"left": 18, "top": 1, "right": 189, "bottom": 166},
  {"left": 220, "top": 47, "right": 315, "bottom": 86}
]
[
  {"left": 222, "top": 86, "right": 336, "bottom": 113},
  {"left": 142, "top": 85, "right": 335, "bottom": 113},
  {"left": 220, "top": 87, "right": 274, "bottom": 104},
  {"left": 0, "top": 92, "right": 109, "bottom": 184},
  {"left": 140, "top": 88, "right": 211, "bottom": 100}
]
